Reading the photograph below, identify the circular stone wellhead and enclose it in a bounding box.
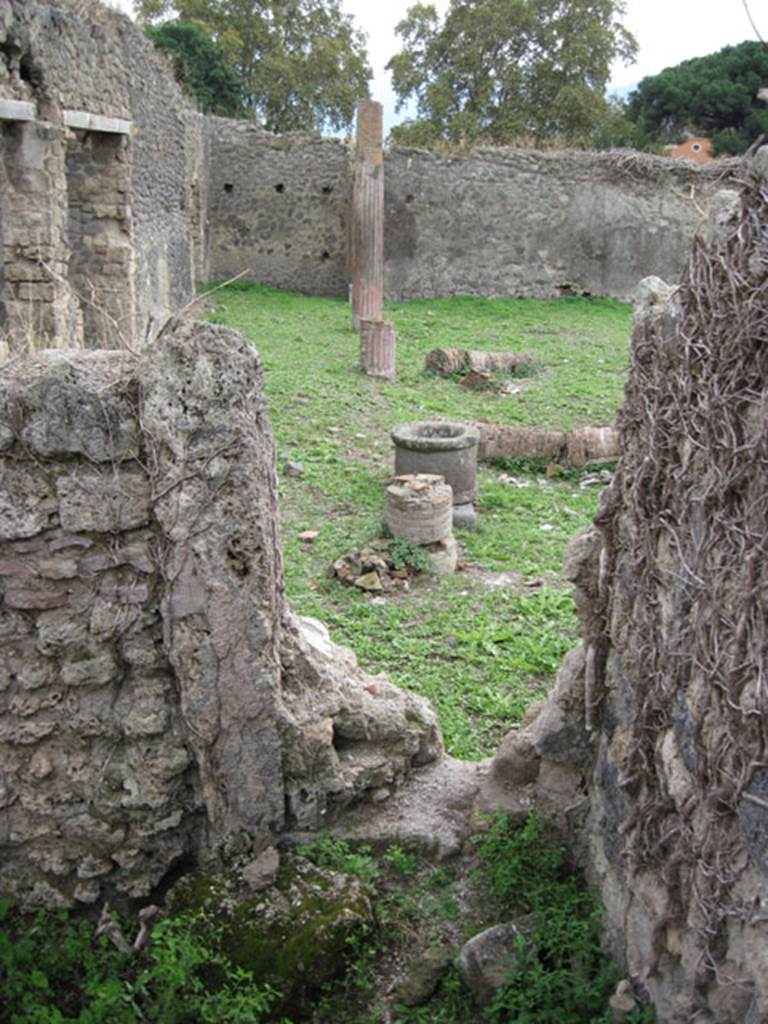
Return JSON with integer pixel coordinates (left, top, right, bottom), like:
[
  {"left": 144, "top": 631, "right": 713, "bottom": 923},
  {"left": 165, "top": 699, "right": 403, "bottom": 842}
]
[{"left": 391, "top": 420, "right": 479, "bottom": 507}]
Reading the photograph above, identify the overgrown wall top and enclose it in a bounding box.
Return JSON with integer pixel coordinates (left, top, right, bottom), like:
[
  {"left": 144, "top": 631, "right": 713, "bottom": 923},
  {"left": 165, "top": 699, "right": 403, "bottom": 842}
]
[{"left": 580, "top": 164, "right": 768, "bottom": 1022}]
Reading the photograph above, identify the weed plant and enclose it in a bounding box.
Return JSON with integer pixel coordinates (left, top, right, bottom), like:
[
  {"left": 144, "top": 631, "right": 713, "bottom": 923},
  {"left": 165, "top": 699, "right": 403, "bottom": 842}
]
[
  {"left": 474, "top": 813, "right": 616, "bottom": 1022},
  {"left": 292, "top": 816, "right": 654, "bottom": 1022},
  {"left": 0, "top": 899, "right": 281, "bottom": 1024}
]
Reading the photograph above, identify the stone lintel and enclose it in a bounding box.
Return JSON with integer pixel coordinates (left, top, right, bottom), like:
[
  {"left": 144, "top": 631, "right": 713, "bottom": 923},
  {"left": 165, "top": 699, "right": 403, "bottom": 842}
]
[
  {"left": 0, "top": 98, "right": 36, "bottom": 121},
  {"left": 63, "top": 109, "right": 132, "bottom": 135}
]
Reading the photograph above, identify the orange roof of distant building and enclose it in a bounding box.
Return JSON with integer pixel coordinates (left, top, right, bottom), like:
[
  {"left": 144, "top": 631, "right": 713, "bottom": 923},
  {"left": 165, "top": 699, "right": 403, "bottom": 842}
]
[{"left": 670, "top": 137, "right": 714, "bottom": 163}]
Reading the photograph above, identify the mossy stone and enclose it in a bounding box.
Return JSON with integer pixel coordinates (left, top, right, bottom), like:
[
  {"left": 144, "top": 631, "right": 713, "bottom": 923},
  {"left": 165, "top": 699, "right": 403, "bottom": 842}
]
[{"left": 166, "top": 853, "right": 373, "bottom": 1018}]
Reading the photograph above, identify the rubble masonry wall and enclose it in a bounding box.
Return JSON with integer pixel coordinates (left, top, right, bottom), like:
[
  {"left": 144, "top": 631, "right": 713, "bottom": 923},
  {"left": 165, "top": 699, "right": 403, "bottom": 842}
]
[
  {"left": 0, "top": 317, "right": 441, "bottom": 909},
  {"left": 0, "top": 0, "right": 199, "bottom": 349}
]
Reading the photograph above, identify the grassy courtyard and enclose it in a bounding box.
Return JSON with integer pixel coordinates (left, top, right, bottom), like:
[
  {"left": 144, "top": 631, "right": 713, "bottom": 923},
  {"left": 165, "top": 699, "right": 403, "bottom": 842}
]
[{"left": 207, "top": 283, "right": 632, "bottom": 758}]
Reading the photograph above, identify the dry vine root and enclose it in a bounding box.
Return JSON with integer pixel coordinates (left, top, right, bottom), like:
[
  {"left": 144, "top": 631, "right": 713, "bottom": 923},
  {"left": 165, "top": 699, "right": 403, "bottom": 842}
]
[
  {"left": 590, "top": 152, "right": 768, "bottom": 996},
  {"left": 95, "top": 903, "right": 159, "bottom": 955}
]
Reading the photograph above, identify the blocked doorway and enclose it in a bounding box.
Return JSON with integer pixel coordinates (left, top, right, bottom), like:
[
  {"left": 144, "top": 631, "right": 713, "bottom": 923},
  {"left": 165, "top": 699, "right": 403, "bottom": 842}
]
[{"left": 65, "top": 127, "right": 135, "bottom": 348}]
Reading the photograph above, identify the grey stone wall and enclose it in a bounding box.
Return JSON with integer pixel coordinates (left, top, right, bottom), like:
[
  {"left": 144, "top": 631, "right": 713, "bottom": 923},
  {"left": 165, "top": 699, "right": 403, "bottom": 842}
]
[
  {"left": 204, "top": 126, "right": 735, "bottom": 302},
  {"left": 0, "top": 0, "right": 197, "bottom": 350},
  {"left": 0, "top": 318, "right": 441, "bottom": 909},
  {"left": 66, "top": 128, "right": 134, "bottom": 347},
  {"left": 579, "top": 233, "right": 768, "bottom": 1022},
  {"left": 205, "top": 118, "right": 350, "bottom": 295},
  {"left": 384, "top": 147, "right": 733, "bottom": 301}
]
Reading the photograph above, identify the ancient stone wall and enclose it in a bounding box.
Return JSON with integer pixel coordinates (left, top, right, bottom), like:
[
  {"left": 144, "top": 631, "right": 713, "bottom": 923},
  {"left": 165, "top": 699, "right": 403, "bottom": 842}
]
[
  {"left": 481, "top": 163, "right": 768, "bottom": 1023},
  {"left": 579, "top": 164, "right": 768, "bottom": 1021},
  {"left": 384, "top": 147, "right": 733, "bottom": 301},
  {"left": 205, "top": 118, "right": 350, "bottom": 295},
  {"left": 0, "top": 0, "right": 197, "bottom": 351},
  {"left": 205, "top": 127, "right": 735, "bottom": 302},
  {"left": 0, "top": 318, "right": 441, "bottom": 909}
]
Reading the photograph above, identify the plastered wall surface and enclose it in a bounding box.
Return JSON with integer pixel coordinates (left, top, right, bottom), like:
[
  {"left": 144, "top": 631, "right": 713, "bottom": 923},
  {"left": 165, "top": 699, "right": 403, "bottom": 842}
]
[
  {"left": 206, "top": 118, "right": 350, "bottom": 295},
  {"left": 384, "top": 146, "right": 725, "bottom": 301}
]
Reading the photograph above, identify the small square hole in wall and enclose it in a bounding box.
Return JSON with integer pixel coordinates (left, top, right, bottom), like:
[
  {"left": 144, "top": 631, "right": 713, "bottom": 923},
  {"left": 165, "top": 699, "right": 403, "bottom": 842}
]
[
  {"left": 224, "top": 183, "right": 233, "bottom": 193},
  {"left": 275, "top": 183, "right": 285, "bottom": 193}
]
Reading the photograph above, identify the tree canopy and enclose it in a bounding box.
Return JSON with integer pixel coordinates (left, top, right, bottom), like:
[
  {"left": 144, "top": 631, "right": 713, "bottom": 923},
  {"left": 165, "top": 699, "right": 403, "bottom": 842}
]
[
  {"left": 146, "top": 21, "right": 245, "bottom": 116},
  {"left": 134, "top": 0, "right": 372, "bottom": 134},
  {"left": 626, "top": 40, "right": 768, "bottom": 155},
  {"left": 386, "top": 0, "right": 637, "bottom": 148}
]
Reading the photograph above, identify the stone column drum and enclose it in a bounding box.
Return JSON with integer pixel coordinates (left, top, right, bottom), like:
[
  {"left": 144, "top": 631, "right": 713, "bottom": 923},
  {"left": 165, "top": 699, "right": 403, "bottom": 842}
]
[{"left": 391, "top": 421, "right": 479, "bottom": 529}]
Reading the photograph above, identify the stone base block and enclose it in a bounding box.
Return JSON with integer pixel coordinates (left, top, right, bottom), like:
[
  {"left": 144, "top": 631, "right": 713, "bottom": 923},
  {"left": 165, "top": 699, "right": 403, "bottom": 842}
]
[{"left": 452, "top": 502, "right": 477, "bottom": 530}]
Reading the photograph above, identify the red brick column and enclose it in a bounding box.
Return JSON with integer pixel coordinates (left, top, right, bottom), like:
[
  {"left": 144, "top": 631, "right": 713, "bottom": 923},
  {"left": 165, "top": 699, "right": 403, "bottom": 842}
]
[{"left": 350, "top": 99, "right": 384, "bottom": 333}]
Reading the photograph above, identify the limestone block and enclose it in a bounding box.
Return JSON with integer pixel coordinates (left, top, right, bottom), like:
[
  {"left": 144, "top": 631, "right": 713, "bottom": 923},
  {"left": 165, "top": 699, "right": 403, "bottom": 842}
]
[
  {"left": 61, "top": 652, "right": 118, "bottom": 687},
  {"left": 10, "top": 354, "right": 140, "bottom": 462},
  {"left": 57, "top": 467, "right": 150, "bottom": 532},
  {"left": 35, "top": 608, "right": 90, "bottom": 656},
  {"left": 115, "top": 685, "right": 170, "bottom": 738},
  {"left": 37, "top": 558, "right": 79, "bottom": 579},
  {"left": 4, "top": 589, "right": 69, "bottom": 610},
  {"left": 0, "top": 717, "right": 57, "bottom": 745},
  {"left": 458, "top": 920, "right": 533, "bottom": 1004},
  {"left": 395, "top": 946, "right": 453, "bottom": 1007},
  {"left": 0, "top": 462, "right": 56, "bottom": 540},
  {"left": 0, "top": 643, "right": 54, "bottom": 691},
  {"left": 0, "top": 99, "right": 35, "bottom": 121},
  {"left": 241, "top": 846, "right": 280, "bottom": 892}
]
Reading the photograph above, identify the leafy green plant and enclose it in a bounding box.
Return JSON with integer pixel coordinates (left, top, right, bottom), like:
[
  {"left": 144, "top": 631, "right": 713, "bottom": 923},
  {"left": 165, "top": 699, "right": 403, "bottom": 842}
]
[
  {"left": 394, "top": 968, "right": 475, "bottom": 1022},
  {"left": 0, "top": 900, "right": 281, "bottom": 1024},
  {"left": 473, "top": 814, "right": 621, "bottom": 1023},
  {"left": 382, "top": 845, "right": 420, "bottom": 877},
  {"left": 387, "top": 536, "right": 433, "bottom": 574},
  {"left": 298, "top": 829, "right": 380, "bottom": 885}
]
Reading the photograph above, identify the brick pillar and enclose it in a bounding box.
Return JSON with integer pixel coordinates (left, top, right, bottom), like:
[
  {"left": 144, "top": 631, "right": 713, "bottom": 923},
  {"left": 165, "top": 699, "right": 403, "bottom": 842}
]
[
  {"left": 1, "top": 121, "right": 82, "bottom": 352},
  {"left": 359, "top": 317, "right": 395, "bottom": 379},
  {"left": 351, "top": 99, "right": 384, "bottom": 334}
]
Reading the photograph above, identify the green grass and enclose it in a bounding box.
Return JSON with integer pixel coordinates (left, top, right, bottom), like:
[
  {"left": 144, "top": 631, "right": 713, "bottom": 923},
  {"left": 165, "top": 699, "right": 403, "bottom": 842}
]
[
  {"left": 206, "top": 282, "right": 632, "bottom": 756},
  {"left": 296, "top": 817, "right": 654, "bottom": 1024}
]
